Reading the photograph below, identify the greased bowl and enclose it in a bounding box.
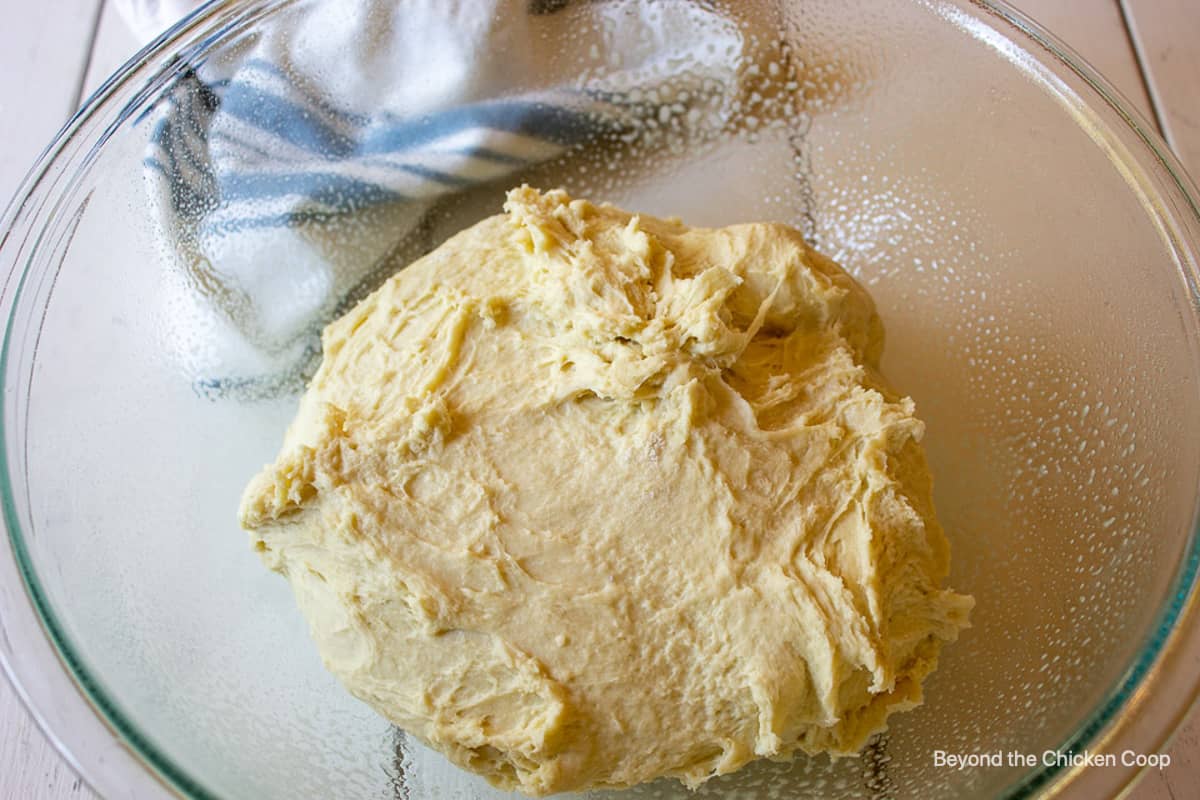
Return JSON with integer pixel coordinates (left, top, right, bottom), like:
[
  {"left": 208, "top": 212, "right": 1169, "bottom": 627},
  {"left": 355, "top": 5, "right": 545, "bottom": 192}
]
[{"left": 3, "top": 1, "right": 1200, "bottom": 798}]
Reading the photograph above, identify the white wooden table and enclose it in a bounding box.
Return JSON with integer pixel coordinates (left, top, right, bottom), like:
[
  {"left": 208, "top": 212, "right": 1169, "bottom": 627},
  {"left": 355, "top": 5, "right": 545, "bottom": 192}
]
[{"left": 2, "top": 1, "right": 1199, "bottom": 798}]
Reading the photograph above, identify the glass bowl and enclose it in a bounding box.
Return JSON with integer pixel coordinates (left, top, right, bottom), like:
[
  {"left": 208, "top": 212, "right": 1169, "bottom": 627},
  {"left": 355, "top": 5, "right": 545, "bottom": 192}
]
[{"left": 3, "top": 1, "right": 1200, "bottom": 798}]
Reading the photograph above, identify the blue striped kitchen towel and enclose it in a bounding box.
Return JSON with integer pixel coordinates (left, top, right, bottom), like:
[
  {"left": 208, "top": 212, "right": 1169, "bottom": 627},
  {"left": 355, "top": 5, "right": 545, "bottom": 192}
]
[{"left": 142, "top": 0, "right": 752, "bottom": 400}]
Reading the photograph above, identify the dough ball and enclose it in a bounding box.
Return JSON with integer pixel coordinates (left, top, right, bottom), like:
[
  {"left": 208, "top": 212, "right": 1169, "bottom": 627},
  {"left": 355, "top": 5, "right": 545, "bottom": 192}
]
[{"left": 240, "top": 186, "right": 973, "bottom": 796}]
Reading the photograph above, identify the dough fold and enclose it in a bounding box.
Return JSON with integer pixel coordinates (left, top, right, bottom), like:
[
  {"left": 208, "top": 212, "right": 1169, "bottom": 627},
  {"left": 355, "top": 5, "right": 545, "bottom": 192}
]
[{"left": 241, "top": 186, "right": 973, "bottom": 796}]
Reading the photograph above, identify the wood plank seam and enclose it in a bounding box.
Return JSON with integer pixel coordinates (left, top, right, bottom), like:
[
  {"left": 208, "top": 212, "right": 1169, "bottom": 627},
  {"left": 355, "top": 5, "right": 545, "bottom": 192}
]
[
  {"left": 1118, "top": 0, "right": 1174, "bottom": 146},
  {"left": 72, "top": 0, "right": 109, "bottom": 111}
]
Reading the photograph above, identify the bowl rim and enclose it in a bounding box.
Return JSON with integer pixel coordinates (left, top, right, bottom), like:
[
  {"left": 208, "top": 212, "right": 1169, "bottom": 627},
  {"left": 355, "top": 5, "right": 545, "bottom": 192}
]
[{"left": 2, "top": 0, "right": 1200, "bottom": 798}]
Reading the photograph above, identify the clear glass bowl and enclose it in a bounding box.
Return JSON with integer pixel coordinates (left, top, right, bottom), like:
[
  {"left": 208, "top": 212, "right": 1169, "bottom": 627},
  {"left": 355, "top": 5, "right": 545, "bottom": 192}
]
[{"left": 3, "top": 1, "right": 1200, "bottom": 798}]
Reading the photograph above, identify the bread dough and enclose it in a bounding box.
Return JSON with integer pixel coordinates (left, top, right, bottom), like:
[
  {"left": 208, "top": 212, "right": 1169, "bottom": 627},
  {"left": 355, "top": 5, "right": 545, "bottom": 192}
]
[{"left": 240, "top": 187, "right": 973, "bottom": 796}]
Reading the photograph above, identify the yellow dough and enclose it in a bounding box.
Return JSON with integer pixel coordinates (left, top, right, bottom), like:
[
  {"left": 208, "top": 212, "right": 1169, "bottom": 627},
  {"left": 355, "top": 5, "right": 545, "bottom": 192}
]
[{"left": 240, "top": 187, "right": 973, "bottom": 796}]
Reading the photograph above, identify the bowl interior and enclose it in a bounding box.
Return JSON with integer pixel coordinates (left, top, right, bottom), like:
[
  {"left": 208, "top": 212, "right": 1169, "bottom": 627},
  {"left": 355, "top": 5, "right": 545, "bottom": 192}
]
[{"left": 6, "top": 1, "right": 1200, "bottom": 798}]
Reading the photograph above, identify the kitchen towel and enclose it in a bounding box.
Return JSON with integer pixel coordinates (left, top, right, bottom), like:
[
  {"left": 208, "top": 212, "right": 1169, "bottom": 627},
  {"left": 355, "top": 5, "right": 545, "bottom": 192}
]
[{"left": 128, "top": 0, "right": 775, "bottom": 398}]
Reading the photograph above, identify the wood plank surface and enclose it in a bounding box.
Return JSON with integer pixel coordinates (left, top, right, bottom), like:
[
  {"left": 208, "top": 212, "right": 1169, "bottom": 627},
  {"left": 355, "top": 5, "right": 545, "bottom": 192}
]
[
  {"left": 0, "top": 0, "right": 104, "bottom": 209},
  {"left": 1008, "top": 0, "right": 1156, "bottom": 123},
  {"left": 0, "top": 680, "right": 94, "bottom": 800},
  {"left": 82, "top": 0, "right": 146, "bottom": 100},
  {"left": 0, "top": 0, "right": 106, "bottom": 794},
  {"left": 0, "top": 0, "right": 108, "bottom": 793},
  {"left": 1122, "top": 0, "right": 1200, "bottom": 178}
]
